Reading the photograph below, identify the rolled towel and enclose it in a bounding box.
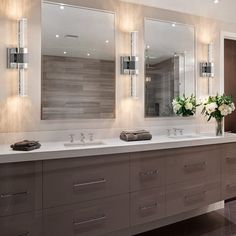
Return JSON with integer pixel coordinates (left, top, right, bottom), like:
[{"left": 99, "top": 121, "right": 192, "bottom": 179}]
[
  {"left": 120, "top": 130, "right": 152, "bottom": 142},
  {"left": 11, "top": 140, "right": 41, "bottom": 151}
]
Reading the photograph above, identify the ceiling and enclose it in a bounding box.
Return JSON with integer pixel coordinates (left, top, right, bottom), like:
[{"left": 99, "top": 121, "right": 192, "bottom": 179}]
[
  {"left": 121, "top": 0, "right": 236, "bottom": 24},
  {"left": 42, "top": 2, "right": 115, "bottom": 60}
]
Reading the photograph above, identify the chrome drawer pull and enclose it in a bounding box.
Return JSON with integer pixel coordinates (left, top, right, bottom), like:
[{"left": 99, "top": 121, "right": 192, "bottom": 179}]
[
  {"left": 226, "top": 184, "right": 236, "bottom": 189},
  {"left": 139, "top": 202, "right": 158, "bottom": 211},
  {"left": 17, "top": 232, "right": 30, "bottom": 236},
  {"left": 184, "top": 191, "right": 206, "bottom": 202},
  {"left": 73, "top": 179, "right": 106, "bottom": 188},
  {"left": 140, "top": 169, "right": 159, "bottom": 177},
  {"left": 226, "top": 157, "right": 236, "bottom": 163},
  {"left": 73, "top": 215, "right": 106, "bottom": 226},
  {"left": 184, "top": 162, "right": 206, "bottom": 170},
  {"left": 0, "top": 191, "right": 29, "bottom": 199}
]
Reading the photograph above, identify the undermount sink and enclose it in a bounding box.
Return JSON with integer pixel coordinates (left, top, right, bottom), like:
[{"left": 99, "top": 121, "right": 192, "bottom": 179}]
[
  {"left": 168, "top": 134, "right": 215, "bottom": 140},
  {"left": 64, "top": 140, "right": 105, "bottom": 147}
]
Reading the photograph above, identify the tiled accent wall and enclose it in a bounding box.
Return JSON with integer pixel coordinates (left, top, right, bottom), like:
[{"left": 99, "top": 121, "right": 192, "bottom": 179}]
[{"left": 41, "top": 55, "right": 115, "bottom": 120}]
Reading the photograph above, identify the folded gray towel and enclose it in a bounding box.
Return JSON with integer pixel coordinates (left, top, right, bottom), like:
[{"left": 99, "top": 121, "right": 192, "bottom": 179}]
[{"left": 120, "top": 130, "right": 152, "bottom": 142}]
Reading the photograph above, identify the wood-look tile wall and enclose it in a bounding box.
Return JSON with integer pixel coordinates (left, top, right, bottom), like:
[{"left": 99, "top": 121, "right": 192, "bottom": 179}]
[{"left": 41, "top": 56, "right": 115, "bottom": 120}]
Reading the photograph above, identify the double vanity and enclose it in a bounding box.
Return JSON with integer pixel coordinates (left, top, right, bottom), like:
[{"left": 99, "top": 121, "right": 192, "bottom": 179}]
[{"left": 1, "top": 134, "right": 236, "bottom": 236}]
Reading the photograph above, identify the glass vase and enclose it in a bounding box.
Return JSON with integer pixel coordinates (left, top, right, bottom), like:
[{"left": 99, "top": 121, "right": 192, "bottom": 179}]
[{"left": 215, "top": 119, "right": 223, "bottom": 136}]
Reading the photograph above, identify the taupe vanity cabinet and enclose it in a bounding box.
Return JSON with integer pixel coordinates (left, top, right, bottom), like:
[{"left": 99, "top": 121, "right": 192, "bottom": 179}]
[{"left": 0, "top": 143, "right": 236, "bottom": 236}]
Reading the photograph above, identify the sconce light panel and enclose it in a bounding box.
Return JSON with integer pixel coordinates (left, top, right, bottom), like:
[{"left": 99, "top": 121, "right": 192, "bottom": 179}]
[
  {"left": 200, "top": 62, "right": 214, "bottom": 78},
  {"left": 121, "top": 56, "right": 139, "bottom": 75},
  {"left": 7, "top": 47, "right": 28, "bottom": 69}
]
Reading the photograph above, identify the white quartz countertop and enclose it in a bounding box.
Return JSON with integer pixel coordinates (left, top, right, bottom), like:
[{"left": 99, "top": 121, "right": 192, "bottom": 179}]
[{"left": 0, "top": 133, "right": 236, "bottom": 164}]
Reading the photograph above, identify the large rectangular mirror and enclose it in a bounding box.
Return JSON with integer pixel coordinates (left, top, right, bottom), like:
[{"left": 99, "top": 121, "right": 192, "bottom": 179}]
[
  {"left": 41, "top": 2, "right": 116, "bottom": 120},
  {"left": 145, "top": 19, "right": 195, "bottom": 117}
]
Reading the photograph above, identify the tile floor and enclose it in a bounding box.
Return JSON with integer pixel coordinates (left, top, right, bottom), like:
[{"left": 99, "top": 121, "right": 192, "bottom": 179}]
[{"left": 137, "top": 200, "right": 236, "bottom": 236}]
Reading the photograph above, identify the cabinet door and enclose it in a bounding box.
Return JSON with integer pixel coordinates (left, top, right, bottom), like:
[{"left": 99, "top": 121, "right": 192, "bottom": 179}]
[
  {"left": 222, "top": 143, "right": 236, "bottom": 199},
  {"left": 43, "top": 195, "right": 129, "bottom": 236},
  {"left": 130, "top": 151, "right": 165, "bottom": 191},
  {"left": 166, "top": 146, "right": 221, "bottom": 185},
  {"left": 130, "top": 187, "right": 165, "bottom": 226},
  {"left": 166, "top": 180, "right": 220, "bottom": 216},
  {"left": 0, "top": 211, "right": 42, "bottom": 236},
  {"left": 43, "top": 154, "right": 129, "bottom": 208},
  {"left": 0, "top": 161, "right": 42, "bottom": 217}
]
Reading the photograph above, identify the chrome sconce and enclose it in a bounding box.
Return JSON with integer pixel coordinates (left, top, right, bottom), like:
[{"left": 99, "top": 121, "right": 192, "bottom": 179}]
[
  {"left": 7, "top": 18, "right": 28, "bottom": 97},
  {"left": 200, "top": 43, "right": 214, "bottom": 94},
  {"left": 121, "top": 31, "right": 139, "bottom": 98}
]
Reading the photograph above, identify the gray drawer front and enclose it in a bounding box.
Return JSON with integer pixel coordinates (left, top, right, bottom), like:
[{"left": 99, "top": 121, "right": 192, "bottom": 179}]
[
  {"left": 43, "top": 155, "right": 129, "bottom": 208},
  {"left": 166, "top": 146, "right": 220, "bottom": 184},
  {"left": 43, "top": 195, "right": 129, "bottom": 236},
  {"left": 130, "top": 187, "right": 165, "bottom": 226},
  {"left": 130, "top": 151, "right": 165, "bottom": 191},
  {"left": 0, "top": 211, "right": 42, "bottom": 236},
  {"left": 0, "top": 162, "right": 42, "bottom": 217},
  {"left": 166, "top": 180, "right": 220, "bottom": 216}
]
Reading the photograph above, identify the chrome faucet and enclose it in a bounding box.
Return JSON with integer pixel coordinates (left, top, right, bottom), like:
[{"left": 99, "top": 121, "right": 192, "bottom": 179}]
[
  {"left": 80, "top": 133, "right": 86, "bottom": 143},
  {"left": 69, "top": 134, "right": 75, "bottom": 143}
]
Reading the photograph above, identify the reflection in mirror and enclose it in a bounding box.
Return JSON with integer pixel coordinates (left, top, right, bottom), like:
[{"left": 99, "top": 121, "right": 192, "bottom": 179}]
[
  {"left": 145, "top": 19, "right": 195, "bottom": 117},
  {"left": 41, "top": 2, "right": 115, "bottom": 120}
]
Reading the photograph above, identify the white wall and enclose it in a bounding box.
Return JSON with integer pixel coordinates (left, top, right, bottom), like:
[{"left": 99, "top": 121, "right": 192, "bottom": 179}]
[{"left": 0, "top": 0, "right": 236, "bottom": 142}]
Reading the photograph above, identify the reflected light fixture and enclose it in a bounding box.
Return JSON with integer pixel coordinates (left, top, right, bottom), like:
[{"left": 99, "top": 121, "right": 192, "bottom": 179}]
[
  {"left": 200, "top": 42, "right": 214, "bottom": 94},
  {"left": 7, "top": 18, "right": 28, "bottom": 97},
  {"left": 121, "top": 31, "right": 139, "bottom": 98},
  {"left": 60, "top": 4, "right": 65, "bottom": 10}
]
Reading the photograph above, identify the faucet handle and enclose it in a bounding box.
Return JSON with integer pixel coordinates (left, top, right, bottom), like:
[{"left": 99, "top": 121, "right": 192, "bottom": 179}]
[
  {"left": 80, "top": 133, "right": 85, "bottom": 143},
  {"left": 69, "top": 134, "right": 75, "bottom": 143},
  {"left": 166, "top": 129, "right": 171, "bottom": 136},
  {"left": 88, "top": 133, "right": 94, "bottom": 142}
]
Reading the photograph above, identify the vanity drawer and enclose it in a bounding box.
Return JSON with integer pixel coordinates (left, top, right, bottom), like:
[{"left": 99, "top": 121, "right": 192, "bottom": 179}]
[
  {"left": 43, "top": 154, "right": 129, "bottom": 208},
  {"left": 43, "top": 194, "right": 129, "bottom": 236},
  {"left": 166, "top": 180, "right": 220, "bottom": 216},
  {"left": 130, "top": 151, "right": 165, "bottom": 191},
  {"left": 222, "top": 143, "right": 236, "bottom": 177},
  {"left": 0, "top": 162, "right": 42, "bottom": 217},
  {"left": 0, "top": 211, "right": 42, "bottom": 236},
  {"left": 166, "top": 146, "right": 220, "bottom": 184},
  {"left": 130, "top": 187, "right": 165, "bottom": 226}
]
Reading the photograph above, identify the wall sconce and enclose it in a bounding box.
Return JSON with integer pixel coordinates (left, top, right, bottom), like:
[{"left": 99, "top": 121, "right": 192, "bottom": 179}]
[
  {"left": 121, "top": 31, "right": 139, "bottom": 98},
  {"left": 200, "top": 43, "right": 214, "bottom": 94},
  {"left": 7, "top": 18, "right": 28, "bottom": 97}
]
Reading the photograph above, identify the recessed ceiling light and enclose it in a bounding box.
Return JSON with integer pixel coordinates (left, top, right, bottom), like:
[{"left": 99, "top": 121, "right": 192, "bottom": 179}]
[
  {"left": 87, "top": 53, "right": 90, "bottom": 56},
  {"left": 63, "top": 51, "right": 67, "bottom": 54},
  {"left": 214, "top": 0, "right": 219, "bottom": 3},
  {"left": 60, "top": 5, "right": 64, "bottom": 10},
  {"left": 147, "top": 45, "right": 150, "bottom": 49},
  {"left": 105, "top": 40, "right": 109, "bottom": 44},
  {"left": 172, "top": 23, "right": 176, "bottom": 27},
  {"left": 56, "top": 34, "right": 59, "bottom": 38}
]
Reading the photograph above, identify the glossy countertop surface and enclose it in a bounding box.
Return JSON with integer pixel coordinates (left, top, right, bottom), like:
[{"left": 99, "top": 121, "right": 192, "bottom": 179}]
[{"left": 0, "top": 133, "right": 236, "bottom": 164}]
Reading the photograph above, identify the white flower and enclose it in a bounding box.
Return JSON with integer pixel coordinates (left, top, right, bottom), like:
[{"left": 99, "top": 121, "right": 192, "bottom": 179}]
[
  {"left": 231, "top": 103, "right": 235, "bottom": 111},
  {"left": 205, "top": 102, "right": 218, "bottom": 114},
  {"left": 185, "top": 102, "right": 193, "bottom": 111},
  {"left": 219, "top": 104, "right": 231, "bottom": 116},
  {"left": 173, "top": 104, "right": 181, "bottom": 113}
]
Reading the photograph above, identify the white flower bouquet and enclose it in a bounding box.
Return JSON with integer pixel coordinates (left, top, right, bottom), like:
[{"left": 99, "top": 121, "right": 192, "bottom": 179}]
[
  {"left": 201, "top": 94, "right": 235, "bottom": 121},
  {"left": 201, "top": 94, "right": 235, "bottom": 136},
  {"left": 172, "top": 94, "right": 199, "bottom": 117}
]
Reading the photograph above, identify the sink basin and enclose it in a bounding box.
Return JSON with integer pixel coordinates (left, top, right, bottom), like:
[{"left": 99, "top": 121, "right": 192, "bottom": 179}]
[
  {"left": 168, "top": 135, "right": 215, "bottom": 140},
  {"left": 64, "top": 140, "right": 105, "bottom": 147}
]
